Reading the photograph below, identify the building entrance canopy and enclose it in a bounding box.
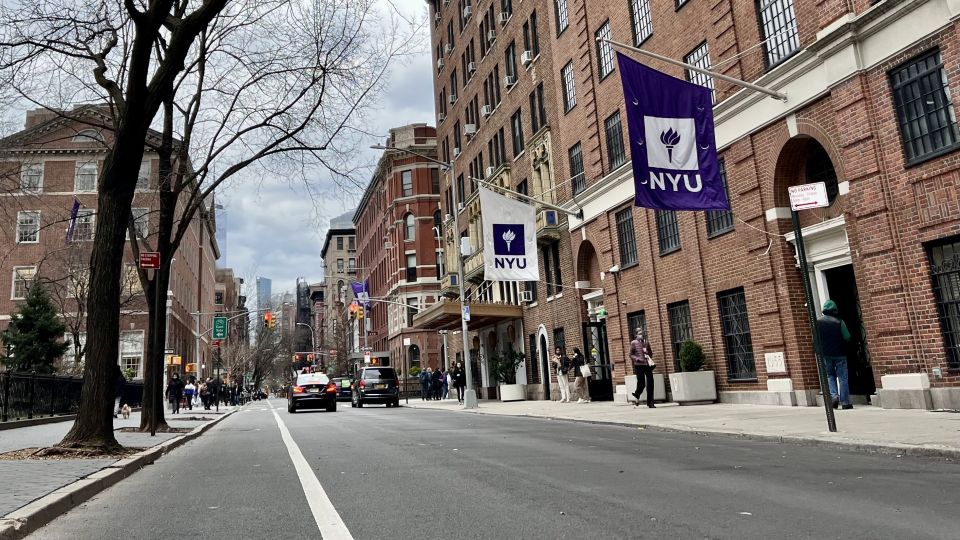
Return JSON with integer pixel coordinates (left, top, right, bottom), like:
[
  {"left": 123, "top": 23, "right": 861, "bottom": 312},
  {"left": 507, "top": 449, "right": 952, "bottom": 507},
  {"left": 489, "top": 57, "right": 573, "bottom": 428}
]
[{"left": 413, "top": 301, "right": 523, "bottom": 331}]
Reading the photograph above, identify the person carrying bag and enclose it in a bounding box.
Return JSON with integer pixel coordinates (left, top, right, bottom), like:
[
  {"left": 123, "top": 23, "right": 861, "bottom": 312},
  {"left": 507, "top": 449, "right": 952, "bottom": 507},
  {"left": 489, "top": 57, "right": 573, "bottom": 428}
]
[{"left": 571, "top": 347, "right": 591, "bottom": 403}]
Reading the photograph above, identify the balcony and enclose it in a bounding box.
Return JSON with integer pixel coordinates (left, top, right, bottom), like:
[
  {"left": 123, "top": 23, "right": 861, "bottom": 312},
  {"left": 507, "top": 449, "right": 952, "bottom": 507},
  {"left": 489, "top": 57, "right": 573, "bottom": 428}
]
[
  {"left": 464, "top": 246, "right": 484, "bottom": 284},
  {"left": 536, "top": 209, "right": 562, "bottom": 242},
  {"left": 440, "top": 273, "right": 459, "bottom": 298}
]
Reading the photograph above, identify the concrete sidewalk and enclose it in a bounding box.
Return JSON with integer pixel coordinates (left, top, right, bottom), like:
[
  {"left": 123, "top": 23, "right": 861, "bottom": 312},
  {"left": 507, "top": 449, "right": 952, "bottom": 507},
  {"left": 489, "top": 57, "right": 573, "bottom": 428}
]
[
  {"left": 405, "top": 398, "right": 960, "bottom": 458},
  {"left": 0, "top": 407, "right": 237, "bottom": 539}
]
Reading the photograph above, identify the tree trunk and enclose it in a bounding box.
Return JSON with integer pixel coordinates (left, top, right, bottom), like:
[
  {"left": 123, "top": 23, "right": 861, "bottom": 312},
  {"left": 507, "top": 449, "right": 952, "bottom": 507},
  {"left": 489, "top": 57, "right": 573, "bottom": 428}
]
[{"left": 139, "top": 266, "right": 171, "bottom": 432}]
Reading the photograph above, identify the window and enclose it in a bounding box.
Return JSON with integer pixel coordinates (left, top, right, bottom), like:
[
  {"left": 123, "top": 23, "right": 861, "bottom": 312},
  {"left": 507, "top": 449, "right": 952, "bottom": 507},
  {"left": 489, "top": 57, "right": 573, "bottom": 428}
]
[
  {"left": 11, "top": 266, "right": 36, "bottom": 299},
  {"left": 553, "top": 327, "right": 566, "bottom": 354},
  {"left": 73, "top": 129, "right": 104, "bottom": 143},
  {"left": 501, "top": 0, "right": 512, "bottom": 18},
  {"left": 16, "top": 211, "right": 40, "bottom": 243},
  {"left": 627, "top": 310, "right": 647, "bottom": 338},
  {"left": 529, "top": 83, "right": 548, "bottom": 133},
  {"left": 436, "top": 249, "right": 445, "bottom": 278},
  {"left": 555, "top": 0, "right": 569, "bottom": 35},
  {"left": 891, "top": 49, "right": 960, "bottom": 165},
  {"left": 402, "top": 170, "right": 414, "bottom": 196},
  {"left": 596, "top": 22, "right": 615, "bottom": 79},
  {"left": 630, "top": 0, "right": 653, "bottom": 45},
  {"left": 348, "top": 236, "right": 356, "bottom": 251},
  {"left": 348, "top": 258, "right": 356, "bottom": 271},
  {"left": 656, "top": 210, "right": 681, "bottom": 254},
  {"left": 615, "top": 207, "right": 638, "bottom": 266},
  {"left": 337, "top": 237, "right": 344, "bottom": 250},
  {"left": 511, "top": 109, "right": 525, "bottom": 156},
  {"left": 431, "top": 169, "right": 441, "bottom": 194},
  {"left": 705, "top": 160, "right": 734, "bottom": 237},
  {"left": 214, "top": 291, "right": 225, "bottom": 305},
  {"left": 20, "top": 163, "right": 42, "bottom": 192},
  {"left": 120, "top": 331, "right": 144, "bottom": 380},
  {"left": 667, "top": 300, "right": 693, "bottom": 370},
  {"left": 75, "top": 161, "right": 97, "bottom": 192},
  {"left": 505, "top": 41, "right": 517, "bottom": 80},
  {"left": 525, "top": 279, "right": 538, "bottom": 302},
  {"left": 137, "top": 161, "right": 150, "bottom": 190},
  {"left": 569, "top": 143, "right": 585, "bottom": 194},
  {"left": 123, "top": 264, "right": 142, "bottom": 295},
  {"left": 62, "top": 332, "right": 86, "bottom": 369},
  {"left": 561, "top": 62, "right": 577, "bottom": 112},
  {"left": 406, "top": 253, "right": 417, "bottom": 282},
  {"left": 542, "top": 240, "right": 564, "bottom": 295},
  {"left": 405, "top": 213, "right": 415, "bottom": 241},
  {"left": 406, "top": 297, "right": 419, "bottom": 327},
  {"left": 757, "top": 0, "right": 800, "bottom": 68},
  {"left": 73, "top": 209, "right": 95, "bottom": 242},
  {"left": 718, "top": 288, "right": 756, "bottom": 380},
  {"left": 929, "top": 239, "right": 960, "bottom": 370},
  {"left": 523, "top": 12, "right": 541, "bottom": 57},
  {"left": 605, "top": 111, "right": 626, "bottom": 169},
  {"left": 527, "top": 333, "right": 541, "bottom": 384},
  {"left": 434, "top": 211, "right": 443, "bottom": 236},
  {"left": 337, "top": 258, "right": 345, "bottom": 272},
  {"left": 685, "top": 42, "right": 715, "bottom": 102},
  {"left": 132, "top": 208, "right": 149, "bottom": 238}
]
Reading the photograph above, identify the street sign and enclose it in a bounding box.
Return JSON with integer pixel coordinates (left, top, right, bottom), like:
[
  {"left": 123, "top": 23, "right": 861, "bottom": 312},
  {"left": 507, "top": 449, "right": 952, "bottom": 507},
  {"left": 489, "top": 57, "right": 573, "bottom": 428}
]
[
  {"left": 364, "top": 351, "right": 371, "bottom": 364},
  {"left": 212, "top": 316, "right": 228, "bottom": 340},
  {"left": 213, "top": 339, "right": 221, "bottom": 347},
  {"left": 788, "top": 182, "right": 829, "bottom": 211},
  {"left": 462, "top": 305, "right": 471, "bottom": 322},
  {"left": 139, "top": 251, "right": 160, "bottom": 269}
]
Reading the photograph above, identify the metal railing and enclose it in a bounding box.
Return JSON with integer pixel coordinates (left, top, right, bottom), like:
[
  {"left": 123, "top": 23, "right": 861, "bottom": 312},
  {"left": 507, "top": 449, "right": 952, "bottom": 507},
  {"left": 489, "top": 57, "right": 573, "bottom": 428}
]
[{"left": 0, "top": 372, "right": 144, "bottom": 422}]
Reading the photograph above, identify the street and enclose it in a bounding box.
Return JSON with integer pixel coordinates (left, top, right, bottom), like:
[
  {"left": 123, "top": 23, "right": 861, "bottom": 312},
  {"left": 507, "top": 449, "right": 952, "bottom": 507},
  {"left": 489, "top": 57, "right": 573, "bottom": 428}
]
[{"left": 28, "top": 399, "right": 960, "bottom": 540}]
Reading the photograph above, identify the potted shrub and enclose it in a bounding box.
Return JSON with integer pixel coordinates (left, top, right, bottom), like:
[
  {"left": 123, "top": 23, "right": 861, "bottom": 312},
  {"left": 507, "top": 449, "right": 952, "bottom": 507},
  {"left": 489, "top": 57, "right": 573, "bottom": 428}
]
[
  {"left": 491, "top": 349, "right": 526, "bottom": 402},
  {"left": 409, "top": 365, "right": 421, "bottom": 379},
  {"left": 667, "top": 340, "right": 717, "bottom": 404}
]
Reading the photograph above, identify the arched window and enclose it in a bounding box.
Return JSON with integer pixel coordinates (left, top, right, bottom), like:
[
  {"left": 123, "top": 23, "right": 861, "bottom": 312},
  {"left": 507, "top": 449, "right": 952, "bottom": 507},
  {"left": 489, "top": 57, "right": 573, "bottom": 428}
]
[
  {"left": 433, "top": 211, "right": 442, "bottom": 236},
  {"left": 405, "top": 213, "right": 415, "bottom": 241},
  {"left": 72, "top": 129, "right": 104, "bottom": 143}
]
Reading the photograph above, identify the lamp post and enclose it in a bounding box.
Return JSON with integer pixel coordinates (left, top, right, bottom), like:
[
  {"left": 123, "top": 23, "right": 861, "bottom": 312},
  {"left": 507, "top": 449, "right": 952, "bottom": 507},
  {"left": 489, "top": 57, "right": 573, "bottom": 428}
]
[
  {"left": 296, "top": 322, "right": 317, "bottom": 362},
  {"left": 371, "top": 144, "right": 478, "bottom": 408}
]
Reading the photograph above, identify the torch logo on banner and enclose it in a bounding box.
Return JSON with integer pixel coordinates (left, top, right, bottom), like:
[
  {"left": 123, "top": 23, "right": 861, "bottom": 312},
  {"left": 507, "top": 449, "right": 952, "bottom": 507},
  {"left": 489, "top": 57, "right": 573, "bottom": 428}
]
[{"left": 493, "top": 224, "right": 526, "bottom": 270}]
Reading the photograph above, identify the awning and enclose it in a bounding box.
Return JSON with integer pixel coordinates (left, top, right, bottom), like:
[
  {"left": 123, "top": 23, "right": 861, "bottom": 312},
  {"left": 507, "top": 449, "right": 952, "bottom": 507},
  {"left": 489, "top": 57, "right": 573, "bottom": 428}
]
[{"left": 413, "top": 301, "right": 523, "bottom": 330}]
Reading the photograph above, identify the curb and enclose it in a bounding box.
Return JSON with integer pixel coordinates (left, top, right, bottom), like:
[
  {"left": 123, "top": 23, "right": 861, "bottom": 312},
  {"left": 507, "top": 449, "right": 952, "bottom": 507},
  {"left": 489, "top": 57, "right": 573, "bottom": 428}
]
[
  {"left": 0, "top": 408, "right": 237, "bottom": 539},
  {"left": 0, "top": 415, "right": 77, "bottom": 431},
  {"left": 412, "top": 404, "right": 960, "bottom": 461}
]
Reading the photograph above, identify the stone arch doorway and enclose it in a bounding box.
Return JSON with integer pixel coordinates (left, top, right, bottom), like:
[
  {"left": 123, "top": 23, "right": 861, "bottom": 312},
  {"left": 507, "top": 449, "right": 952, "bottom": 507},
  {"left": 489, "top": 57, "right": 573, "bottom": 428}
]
[{"left": 775, "top": 135, "right": 876, "bottom": 401}]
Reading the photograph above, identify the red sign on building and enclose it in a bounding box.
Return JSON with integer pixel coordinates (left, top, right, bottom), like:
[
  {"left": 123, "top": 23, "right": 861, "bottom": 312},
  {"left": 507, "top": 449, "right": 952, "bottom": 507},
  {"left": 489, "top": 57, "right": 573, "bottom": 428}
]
[{"left": 138, "top": 252, "right": 161, "bottom": 269}]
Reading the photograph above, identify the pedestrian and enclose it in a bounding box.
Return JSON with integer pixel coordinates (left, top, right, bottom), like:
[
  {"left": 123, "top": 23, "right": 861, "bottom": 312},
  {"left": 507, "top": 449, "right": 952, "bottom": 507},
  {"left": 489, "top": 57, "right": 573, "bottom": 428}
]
[
  {"left": 817, "top": 300, "right": 853, "bottom": 410},
  {"left": 551, "top": 347, "right": 571, "bottom": 403},
  {"left": 443, "top": 369, "right": 450, "bottom": 400},
  {"left": 419, "top": 367, "right": 432, "bottom": 400},
  {"left": 113, "top": 364, "right": 126, "bottom": 419},
  {"left": 200, "top": 378, "right": 211, "bottom": 410},
  {"left": 571, "top": 347, "right": 591, "bottom": 403},
  {"left": 630, "top": 329, "right": 656, "bottom": 408},
  {"left": 432, "top": 366, "right": 443, "bottom": 400},
  {"left": 184, "top": 378, "right": 196, "bottom": 411},
  {"left": 166, "top": 373, "right": 184, "bottom": 414},
  {"left": 453, "top": 362, "right": 466, "bottom": 403}
]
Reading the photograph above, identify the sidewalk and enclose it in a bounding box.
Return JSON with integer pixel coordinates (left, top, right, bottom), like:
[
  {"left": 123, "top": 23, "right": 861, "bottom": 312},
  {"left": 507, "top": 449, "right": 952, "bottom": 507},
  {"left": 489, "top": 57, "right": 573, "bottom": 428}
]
[
  {"left": 0, "top": 407, "right": 237, "bottom": 539},
  {"left": 405, "top": 398, "right": 960, "bottom": 458}
]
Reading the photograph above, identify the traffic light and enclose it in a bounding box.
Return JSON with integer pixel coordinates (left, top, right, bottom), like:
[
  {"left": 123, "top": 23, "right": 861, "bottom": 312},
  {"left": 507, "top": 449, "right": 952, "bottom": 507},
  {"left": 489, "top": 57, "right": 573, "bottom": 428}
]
[
  {"left": 264, "top": 310, "right": 275, "bottom": 328},
  {"left": 357, "top": 305, "right": 364, "bottom": 319}
]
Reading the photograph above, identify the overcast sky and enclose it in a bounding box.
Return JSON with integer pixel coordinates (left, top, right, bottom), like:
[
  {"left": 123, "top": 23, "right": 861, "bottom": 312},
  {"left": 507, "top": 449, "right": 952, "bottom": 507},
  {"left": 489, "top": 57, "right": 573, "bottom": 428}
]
[{"left": 219, "top": 0, "right": 434, "bottom": 299}]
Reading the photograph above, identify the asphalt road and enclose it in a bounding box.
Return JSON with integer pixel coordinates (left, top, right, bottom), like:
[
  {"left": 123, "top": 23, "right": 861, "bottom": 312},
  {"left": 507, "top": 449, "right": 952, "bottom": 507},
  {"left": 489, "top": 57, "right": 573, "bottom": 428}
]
[{"left": 29, "top": 398, "right": 960, "bottom": 539}]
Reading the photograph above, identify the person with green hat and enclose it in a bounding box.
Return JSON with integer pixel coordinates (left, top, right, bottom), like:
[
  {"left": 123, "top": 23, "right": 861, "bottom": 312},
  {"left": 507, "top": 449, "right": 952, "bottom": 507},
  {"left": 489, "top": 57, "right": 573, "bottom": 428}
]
[{"left": 816, "top": 300, "right": 852, "bottom": 409}]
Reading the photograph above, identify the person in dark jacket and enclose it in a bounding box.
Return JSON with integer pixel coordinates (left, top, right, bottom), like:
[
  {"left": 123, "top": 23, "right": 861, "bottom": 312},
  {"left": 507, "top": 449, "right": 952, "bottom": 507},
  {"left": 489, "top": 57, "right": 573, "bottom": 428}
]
[
  {"left": 452, "top": 362, "right": 466, "bottom": 403},
  {"left": 817, "top": 300, "right": 853, "bottom": 409},
  {"left": 165, "top": 373, "right": 184, "bottom": 414},
  {"left": 432, "top": 367, "right": 444, "bottom": 400},
  {"left": 629, "top": 329, "right": 656, "bottom": 408},
  {"left": 419, "top": 368, "right": 432, "bottom": 400},
  {"left": 571, "top": 348, "right": 590, "bottom": 403}
]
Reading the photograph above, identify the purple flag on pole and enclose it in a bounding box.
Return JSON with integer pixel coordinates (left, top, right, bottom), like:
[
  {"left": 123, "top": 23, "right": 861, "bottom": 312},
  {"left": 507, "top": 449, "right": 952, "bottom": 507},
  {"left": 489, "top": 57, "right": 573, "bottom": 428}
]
[
  {"left": 64, "top": 198, "right": 81, "bottom": 243},
  {"left": 351, "top": 279, "right": 370, "bottom": 309},
  {"left": 616, "top": 53, "right": 729, "bottom": 211}
]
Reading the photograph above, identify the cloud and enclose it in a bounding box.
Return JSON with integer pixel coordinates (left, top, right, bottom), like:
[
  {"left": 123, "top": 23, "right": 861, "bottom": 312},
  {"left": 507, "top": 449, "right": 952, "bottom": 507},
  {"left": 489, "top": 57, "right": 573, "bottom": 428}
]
[{"left": 221, "top": 0, "right": 435, "bottom": 297}]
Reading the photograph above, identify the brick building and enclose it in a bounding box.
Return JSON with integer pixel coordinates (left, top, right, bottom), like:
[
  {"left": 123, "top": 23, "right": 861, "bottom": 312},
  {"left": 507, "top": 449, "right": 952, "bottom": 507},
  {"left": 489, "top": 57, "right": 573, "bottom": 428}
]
[
  {"left": 0, "top": 107, "right": 220, "bottom": 380},
  {"left": 355, "top": 124, "right": 443, "bottom": 376},
  {"left": 425, "top": 0, "right": 960, "bottom": 409}
]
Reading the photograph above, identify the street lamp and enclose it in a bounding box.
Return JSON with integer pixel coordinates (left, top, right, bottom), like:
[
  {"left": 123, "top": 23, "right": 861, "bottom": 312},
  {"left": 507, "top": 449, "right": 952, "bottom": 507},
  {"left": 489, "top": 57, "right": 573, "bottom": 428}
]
[
  {"left": 296, "top": 322, "right": 317, "bottom": 360},
  {"left": 371, "top": 143, "right": 478, "bottom": 408}
]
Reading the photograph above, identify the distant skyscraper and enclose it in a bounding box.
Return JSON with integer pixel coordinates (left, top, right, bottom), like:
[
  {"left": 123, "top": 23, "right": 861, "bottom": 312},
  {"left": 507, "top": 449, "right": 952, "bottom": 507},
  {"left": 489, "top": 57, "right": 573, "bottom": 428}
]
[{"left": 256, "top": 277, "right": 272, "bottom": 326}]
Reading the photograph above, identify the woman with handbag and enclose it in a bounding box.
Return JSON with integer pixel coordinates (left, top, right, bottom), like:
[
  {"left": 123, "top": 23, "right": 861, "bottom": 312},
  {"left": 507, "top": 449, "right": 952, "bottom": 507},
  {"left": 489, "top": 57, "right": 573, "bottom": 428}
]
[
  {"left": 630, "top": 329, "right": 656, "bottom": 408},
  {"left": 572, "top": 347, "right": 591, "bottom": 403},
  {"left": 551, "top": 347, "right": 571, "bottom": 403}
]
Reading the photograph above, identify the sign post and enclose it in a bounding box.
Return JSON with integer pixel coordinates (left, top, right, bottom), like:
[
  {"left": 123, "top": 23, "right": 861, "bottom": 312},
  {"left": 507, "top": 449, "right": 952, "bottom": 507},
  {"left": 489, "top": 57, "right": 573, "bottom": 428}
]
[
  {"left": 139, "top": 251, "right": 161, "bottom": 436},
  {"left": 788, "top": 182, "right": 837, "bottom": 433},
  {"left": 212, "top": 317, "right": 227, "bottom": 340}
]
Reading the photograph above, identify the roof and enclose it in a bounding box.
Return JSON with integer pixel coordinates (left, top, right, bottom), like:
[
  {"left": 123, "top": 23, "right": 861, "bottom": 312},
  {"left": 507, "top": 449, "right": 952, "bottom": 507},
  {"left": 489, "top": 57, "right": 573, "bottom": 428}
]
[{"left": 320, "top": 209, "right": 357, "bottom": 258}]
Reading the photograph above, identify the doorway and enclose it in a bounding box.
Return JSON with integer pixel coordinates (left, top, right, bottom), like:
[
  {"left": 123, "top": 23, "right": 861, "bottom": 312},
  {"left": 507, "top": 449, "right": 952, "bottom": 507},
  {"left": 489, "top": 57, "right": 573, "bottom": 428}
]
[
  {"left": 539, "top": 334, "right": 551, "bottom": 400},
  {"left": 822, "top": 265, "right": 875, "bottom": 399},
  {"left": 582, "top": 322, "right": 614, "bottom": 401}
]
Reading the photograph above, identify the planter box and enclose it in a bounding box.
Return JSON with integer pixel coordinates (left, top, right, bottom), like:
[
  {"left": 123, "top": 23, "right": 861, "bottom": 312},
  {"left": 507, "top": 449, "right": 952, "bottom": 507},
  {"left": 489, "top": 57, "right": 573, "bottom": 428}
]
[
  {"left": 668, "top": 371, "right": 717, "bottom": 404},
  {"left": 498, "top": 383, "right": 526, "bottom": 402}
]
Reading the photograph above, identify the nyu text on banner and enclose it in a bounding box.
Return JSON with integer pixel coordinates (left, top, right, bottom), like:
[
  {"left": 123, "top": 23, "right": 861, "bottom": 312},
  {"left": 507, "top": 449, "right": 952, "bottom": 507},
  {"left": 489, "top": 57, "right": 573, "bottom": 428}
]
[{"left": 478, "top": 187, "right": 539, "bottom": 281}]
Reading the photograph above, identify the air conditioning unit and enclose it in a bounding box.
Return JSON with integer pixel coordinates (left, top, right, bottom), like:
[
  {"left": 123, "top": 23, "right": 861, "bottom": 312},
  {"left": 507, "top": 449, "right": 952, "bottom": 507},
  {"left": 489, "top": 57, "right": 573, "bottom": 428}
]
[
  {"left": 485, "top": 166, "right": 496, "bottom": 178},
  {"left": 541, "top": 209, "right": 558, "bottom": 226},
  {"left": 499, "top": 12, "right": 510, "bottom": 25},
  {"left": 434, "top": 13, "right": 441, "bottom": 24},
  {"left": 437, "top": 57, "right": 445, "bottom": 69},
  {"left": 437, "top": 112, "right": 446, "bottom": 123},
  {"left": 481, "top": 104, "right": 492, "bottom": 117},
  {"left": 464, "top": 123, "right": 477, "bottom": 137},
  {"left": 520, "top": 50, "right": 533, "bottom": 66},
  {"left": 503, "top": 75, "right": 516, "bottom": 88},
  {"left": 444, "top": 43, "right": 453, "bottom": 54},
  {"left": 467, "top": 61, "right": 477, "bottom": 73},
  {"left": 448, "top": 93, "right": 457, "bottom": 104},
  {"left": 520, "top": 290, "right": 533, "bottom": 303},
  {"left": 487, "top": 30, "right": 496, "bottom": 42},
  {"left": 463, "top": 5, "right": 472, "bottom": 18},
  {"left": 453, "top": 147, "right": 461, "bottom": 158}
]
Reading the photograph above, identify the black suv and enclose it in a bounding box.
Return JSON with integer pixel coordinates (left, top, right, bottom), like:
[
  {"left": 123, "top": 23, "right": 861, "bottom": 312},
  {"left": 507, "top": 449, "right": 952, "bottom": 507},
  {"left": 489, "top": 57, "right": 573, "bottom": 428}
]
[{"left": 351, "top": 367, "right": 399, "bottom": 408}]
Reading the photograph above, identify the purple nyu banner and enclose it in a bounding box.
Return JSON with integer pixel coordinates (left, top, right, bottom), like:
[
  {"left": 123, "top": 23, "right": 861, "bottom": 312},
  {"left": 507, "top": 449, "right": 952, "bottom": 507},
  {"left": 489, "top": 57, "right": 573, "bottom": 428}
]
[
  {"left": 351, "top": 279, "right": 370, "bottom": 309},
  {"left": 616, "top": 53, "right": 729, "bottom": 211}
]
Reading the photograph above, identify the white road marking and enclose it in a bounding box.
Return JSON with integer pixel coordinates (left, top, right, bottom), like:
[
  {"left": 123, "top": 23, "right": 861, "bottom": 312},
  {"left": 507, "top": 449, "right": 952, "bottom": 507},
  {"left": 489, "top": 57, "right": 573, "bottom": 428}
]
[{"left": 268, "top": 401, "right": 354, "bottom": 539}]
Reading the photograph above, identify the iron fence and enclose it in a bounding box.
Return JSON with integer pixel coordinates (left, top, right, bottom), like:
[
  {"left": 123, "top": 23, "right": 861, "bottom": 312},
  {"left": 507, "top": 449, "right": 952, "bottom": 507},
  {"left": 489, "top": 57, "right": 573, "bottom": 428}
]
[{"left": 0, "top": 372, "right": 144, "bottom": 423}]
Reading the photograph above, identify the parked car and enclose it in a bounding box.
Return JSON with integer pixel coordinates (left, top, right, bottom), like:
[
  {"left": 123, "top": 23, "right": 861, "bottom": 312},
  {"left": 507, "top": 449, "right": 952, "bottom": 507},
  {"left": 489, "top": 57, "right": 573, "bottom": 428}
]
[
  {"left": 288, "top": 372, "right": 338, "bottom": 413},
  {"left": 331, "top": 377, "right": 353, "bottom": 402},
  {"left": 351, "top": 367, "right": 399, "bottom": 408}
]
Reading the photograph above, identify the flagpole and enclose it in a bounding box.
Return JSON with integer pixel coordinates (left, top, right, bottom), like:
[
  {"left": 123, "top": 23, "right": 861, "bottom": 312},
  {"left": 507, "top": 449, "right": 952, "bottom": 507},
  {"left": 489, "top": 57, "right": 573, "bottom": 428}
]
[
  {"left": 599, "top": 37, "right": 788, "bottom": 102},
  {"left": 470, "top": 177, "right": 582, "bottom": 218}
]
